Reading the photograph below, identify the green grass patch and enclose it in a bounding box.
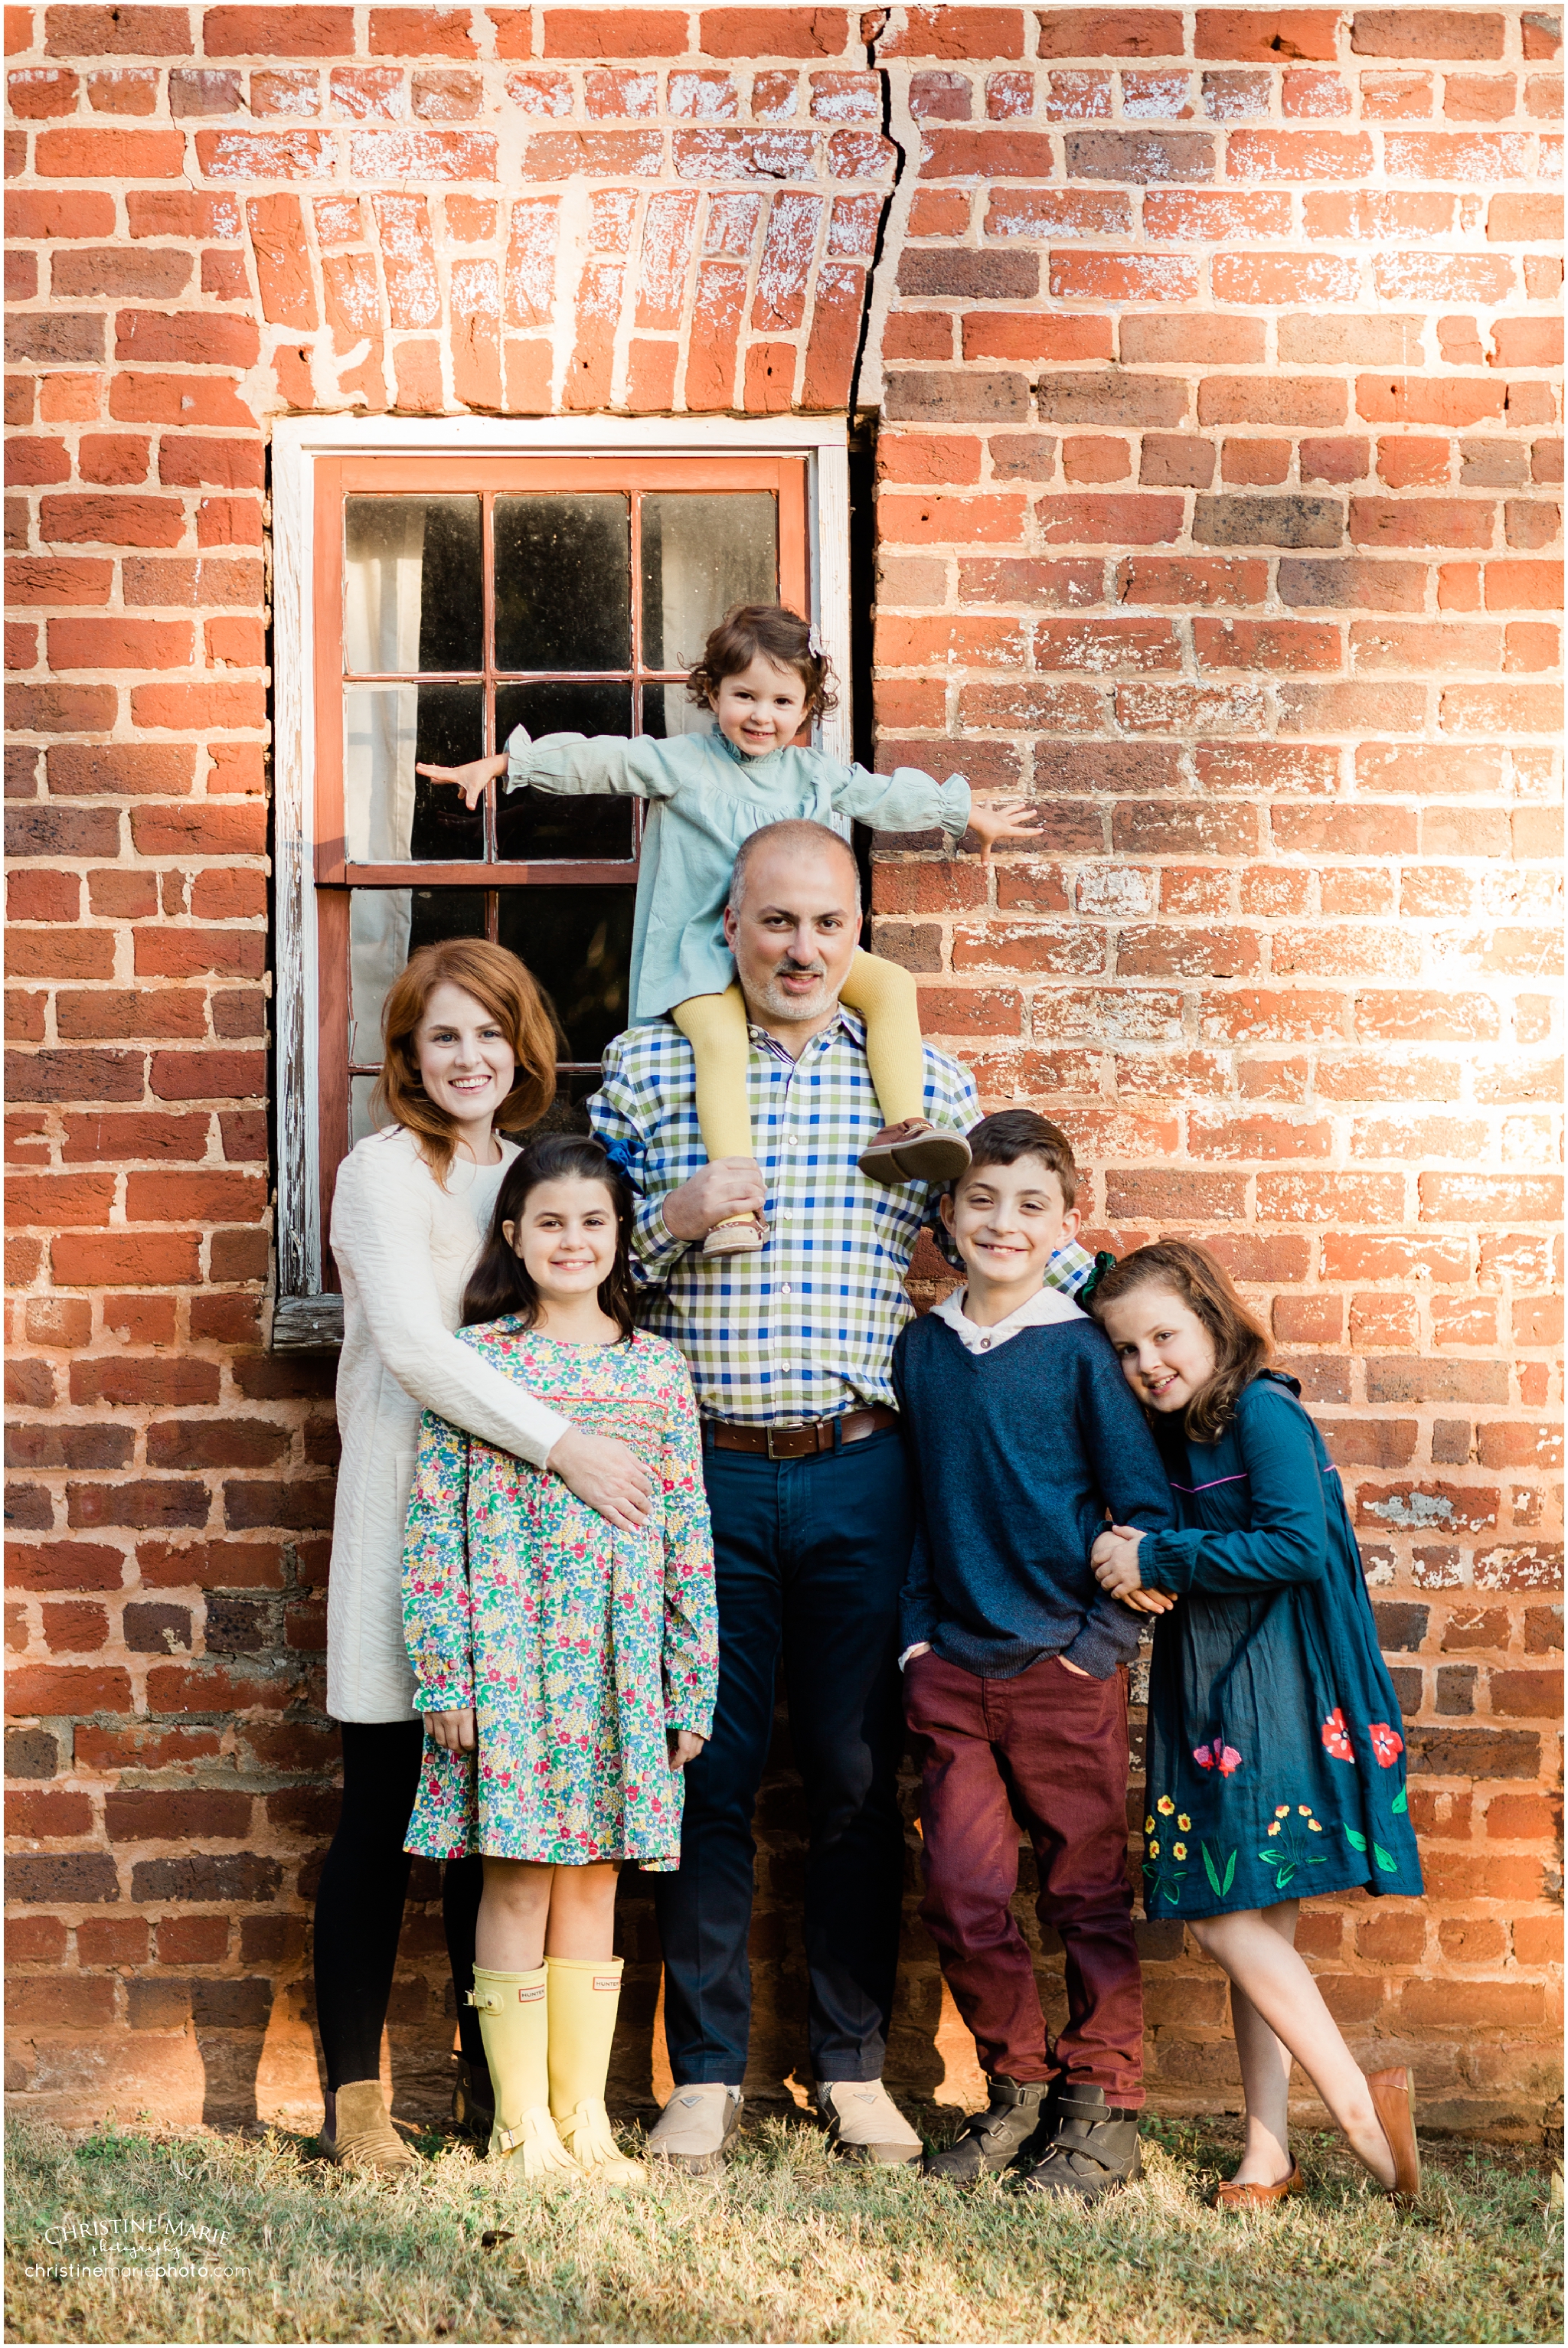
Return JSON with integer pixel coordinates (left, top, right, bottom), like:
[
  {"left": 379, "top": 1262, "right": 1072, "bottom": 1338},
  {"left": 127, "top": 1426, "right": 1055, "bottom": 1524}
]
[{"left": 5, "top": 2108, "right": 1560, "bottom": 2344}]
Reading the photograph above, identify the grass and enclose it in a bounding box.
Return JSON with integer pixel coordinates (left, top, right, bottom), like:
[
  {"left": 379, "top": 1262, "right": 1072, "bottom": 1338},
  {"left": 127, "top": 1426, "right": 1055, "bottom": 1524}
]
[{"left": 4, "top": 2107, "right": 1560, "bottom": 2346}]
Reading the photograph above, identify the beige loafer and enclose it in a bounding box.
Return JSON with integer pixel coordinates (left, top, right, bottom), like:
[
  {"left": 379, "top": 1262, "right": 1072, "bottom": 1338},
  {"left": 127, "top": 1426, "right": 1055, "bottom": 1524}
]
[
  {"left": 645, "top": 2083, "right": 744, "bottom": 2173},
  {"left": 815, "top": 2079, "right": 923, "bottom": 2166}
]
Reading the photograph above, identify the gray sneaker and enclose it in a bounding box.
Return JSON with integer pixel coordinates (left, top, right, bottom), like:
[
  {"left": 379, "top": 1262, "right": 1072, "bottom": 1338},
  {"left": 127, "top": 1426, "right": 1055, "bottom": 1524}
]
[
  {"left": 813, "top": 2079, "right": 924, "bottom": 2165},
  {"left": 645, "top": 2083, "right": 744, "bottom": 2173}
]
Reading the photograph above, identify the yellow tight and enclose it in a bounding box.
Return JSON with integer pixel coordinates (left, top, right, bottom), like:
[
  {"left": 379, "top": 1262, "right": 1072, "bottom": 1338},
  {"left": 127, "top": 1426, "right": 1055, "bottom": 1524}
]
[{"left": 671, "top": 949, "right": 926, "bottom": 1164}]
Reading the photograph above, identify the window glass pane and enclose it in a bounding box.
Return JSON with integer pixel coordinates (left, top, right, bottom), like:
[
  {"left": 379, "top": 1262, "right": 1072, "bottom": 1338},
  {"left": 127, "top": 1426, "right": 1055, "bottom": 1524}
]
[
  {"left": 639, "top": 492, "right": 777, "bottom": 671},
  {"left": 498, "top": 887, "right": 633, "bottom": 1066},
  {"left": 494, "top": 495, "right": 630, "bottom": 672},
  {"left": 641, "top": 682, "right": 717, "bottom": 742},
  {"left": 348, "top": 887, "right": 486, "bottom": 1066},
  {"left": 344, "top": 496, "right": 482, "bottom": 674},
  {"left": 495, "top": 683, "right": 635, "bottom": 860},
  {"left": 344, "top": 684, "right": 485, "bottom": 863}
]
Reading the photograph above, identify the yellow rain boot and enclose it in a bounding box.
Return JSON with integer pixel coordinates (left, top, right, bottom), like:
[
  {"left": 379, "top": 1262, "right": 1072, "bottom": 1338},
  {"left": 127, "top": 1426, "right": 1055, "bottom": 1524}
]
[
  {"left": 469, "top": 1964, "right": 579, "bottom": 2180},
  {"left": 546, "top": 1955, "right": 647, "bottom": 2189}
]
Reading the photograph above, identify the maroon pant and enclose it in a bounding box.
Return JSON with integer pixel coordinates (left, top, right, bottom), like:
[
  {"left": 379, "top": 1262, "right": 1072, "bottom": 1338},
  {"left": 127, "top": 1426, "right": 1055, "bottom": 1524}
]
[{"left": 903, "top": 1646, "right": 1144, "bottom": 2105}]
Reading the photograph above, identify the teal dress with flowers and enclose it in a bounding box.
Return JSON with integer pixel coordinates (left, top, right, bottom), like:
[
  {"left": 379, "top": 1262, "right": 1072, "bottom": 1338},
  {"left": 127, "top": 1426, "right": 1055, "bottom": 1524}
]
[{"left": 1135, "top": 1370, "right": 1423, "bottom": 1919}]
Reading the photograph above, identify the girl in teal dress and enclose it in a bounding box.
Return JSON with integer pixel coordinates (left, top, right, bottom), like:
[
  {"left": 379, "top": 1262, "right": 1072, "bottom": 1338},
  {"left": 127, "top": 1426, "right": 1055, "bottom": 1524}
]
[
  {"left": 401, "top": 1134, "right": 717, "bottom": 2189},
  {"left": 1091, "top": 1242, "right": 1424, "bottom": 2213}
]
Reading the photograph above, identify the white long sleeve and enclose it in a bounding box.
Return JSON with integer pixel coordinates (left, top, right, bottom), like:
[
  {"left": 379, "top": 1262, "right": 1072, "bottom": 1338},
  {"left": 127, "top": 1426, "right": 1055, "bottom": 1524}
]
[{"left": 332, "top": 1138, "right": 570, "bottom": 1467}]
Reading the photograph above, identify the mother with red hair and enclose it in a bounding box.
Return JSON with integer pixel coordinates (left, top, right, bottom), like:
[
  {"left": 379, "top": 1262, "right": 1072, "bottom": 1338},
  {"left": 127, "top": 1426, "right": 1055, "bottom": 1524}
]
[{"left": 315, "top": 937, "right": 655, "bottom": 2174}]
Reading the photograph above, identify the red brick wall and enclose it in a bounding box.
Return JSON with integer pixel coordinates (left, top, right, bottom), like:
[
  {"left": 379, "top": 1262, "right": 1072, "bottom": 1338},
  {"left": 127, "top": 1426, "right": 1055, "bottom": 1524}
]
[{"left": 5, "top": 4, "right": 1562, "bottom": 2137}]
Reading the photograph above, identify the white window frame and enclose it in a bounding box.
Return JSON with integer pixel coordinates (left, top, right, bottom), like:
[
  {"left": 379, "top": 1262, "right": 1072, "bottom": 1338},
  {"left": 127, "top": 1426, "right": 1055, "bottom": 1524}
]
[{"left": 269, "top": 413, "right": 852, "bottom": 1347}]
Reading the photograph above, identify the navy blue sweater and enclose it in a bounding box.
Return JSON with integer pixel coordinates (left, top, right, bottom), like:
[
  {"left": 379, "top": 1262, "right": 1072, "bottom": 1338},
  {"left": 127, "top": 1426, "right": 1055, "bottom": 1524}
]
[{"left": 892, "top": 1311, "right": 1174, "bottom": 1680}]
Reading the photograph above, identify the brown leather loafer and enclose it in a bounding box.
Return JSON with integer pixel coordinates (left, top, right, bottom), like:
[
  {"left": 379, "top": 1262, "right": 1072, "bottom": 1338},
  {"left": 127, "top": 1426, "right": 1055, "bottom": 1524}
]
[
  {"left": 1214, "top": 2160, "right": 1303, "bottom": 2211},
  {"left": 1367, "top": 2066, "right": 1422, "bottom": 2208}
]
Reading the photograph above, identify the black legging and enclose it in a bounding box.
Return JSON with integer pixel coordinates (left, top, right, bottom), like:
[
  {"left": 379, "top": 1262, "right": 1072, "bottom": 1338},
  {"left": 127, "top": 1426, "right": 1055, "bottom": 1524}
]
[{"left": 312, "top": 1719, "right": 486, "bottom": 2091}]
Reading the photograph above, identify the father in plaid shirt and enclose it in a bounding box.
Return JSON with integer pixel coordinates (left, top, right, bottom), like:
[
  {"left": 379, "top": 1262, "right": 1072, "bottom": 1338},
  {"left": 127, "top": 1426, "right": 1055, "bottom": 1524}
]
[{"left": 590, "top": 820, "right": 1097, "bottom": 2171}]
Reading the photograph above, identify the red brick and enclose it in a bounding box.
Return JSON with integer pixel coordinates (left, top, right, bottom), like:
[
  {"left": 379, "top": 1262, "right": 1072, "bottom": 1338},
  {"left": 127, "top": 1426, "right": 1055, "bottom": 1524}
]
[
  {"left": 370, "top": 8, "right": 475, "bottom": 54},
  {"left": 34, "top": 126, "right": 185, "bottom": 174},
  {"left": 1035, "top": 494, "right": 1184, "bottom": 546},
  {"left": 6, "top": 1662, "right": 132, "bottom": 1714},
  {"left": 541, "top": 8, "right": 691, "bottom": 54},
  {"left": 45, "top": 616, "right": 194, "bottom": 671},
  {"left": 204, "top": 7, "right": 353, "bottom": 54},
  {"left": 697, "top": 9, "right": 847, "bottom": 57},
  {"left": 1351, "top": 11, "right": 1506, "bottom": 61},
  {"left": 38, "top": 495, "right": 185, "bottom": 547},
  {"left": 50, "top": 1230, "right": 201, "bottom": 1285},
  {"left": 1197, "top": 11, "right": 1338, "bottom": 60},
  {"left": 1037, "top": 13, "right": 1183, "bottom": 59}
]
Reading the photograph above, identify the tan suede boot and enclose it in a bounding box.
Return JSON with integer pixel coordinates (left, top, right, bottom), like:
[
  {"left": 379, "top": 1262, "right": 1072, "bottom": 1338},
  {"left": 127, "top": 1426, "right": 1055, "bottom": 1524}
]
[
  {"left": 322, "top": 2080, "right": 416, "bottom": 2177},
  {"left": 547, "top": 1955, "right": 646, "bottom": 2189},
  {"left": 470, "top": 1964, "right": 579, "bottom": 2180}
]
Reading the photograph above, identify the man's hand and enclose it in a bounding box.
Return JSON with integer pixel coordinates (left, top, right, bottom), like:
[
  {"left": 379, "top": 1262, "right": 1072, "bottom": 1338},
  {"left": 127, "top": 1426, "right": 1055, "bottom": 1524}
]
[
  {"left": 966, "top": 798, "right": 1044, "bottom": 864},
  {"left": 414, "top": 750, "right": 508, "bottom": 811},
  {"left": 1091, "top": 1524, "right": 1176, "bottom": 1614},
  {"left": 430, "top": 1706, "right": 475, "bottom": 1752},
  {"left": 547, "top": 1426, "right": 657, "bottom": 1535},
  {"left": 668, "top": 1729, "right": 705, "bottom": 1768},
  {"left": 1059, "top": 1656, "right": 1093, "bottom": 1678},
  {"left": 661, "top": 1157, "right": 767, "bottom": 1244}
]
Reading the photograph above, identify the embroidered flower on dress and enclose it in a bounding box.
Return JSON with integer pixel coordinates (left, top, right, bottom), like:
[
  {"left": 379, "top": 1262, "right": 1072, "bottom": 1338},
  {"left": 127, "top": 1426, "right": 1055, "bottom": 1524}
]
[
  {"left": 1145, "top": 1815, "right": 1155, "bottom": 1834},
  {"left": 1275, "top": 1804, "right": 1291, "bottom": 1818},
  {"left": 1148, "top": 1839, "right": 1161, "bottom": 1857},
  {"left": 1193, "top": 1737, "right": 1243, "bottom": 1776},
  {"left": 1178, "top": 1813, "right": 1192, "bottom": 1831},
  {"left": 1157, "top": 1795, "right": 1175, "bottom": 1815},
  {"left": 1369, "top": 1721, "right": 1403, "bottom": 1767},
  {"left": 1320, "top": 1707, "right": 1354, "bottom": 1762},
  {"left": 1172, "top": 1842, "right": 1187, "bottom": 1860}
]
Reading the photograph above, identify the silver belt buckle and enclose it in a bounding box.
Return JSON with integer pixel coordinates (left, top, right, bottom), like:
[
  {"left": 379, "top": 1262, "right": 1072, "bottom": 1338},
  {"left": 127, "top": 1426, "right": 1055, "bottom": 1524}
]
[{"left": 766, "top": 1419, "right": 809, "bottom": 1460}]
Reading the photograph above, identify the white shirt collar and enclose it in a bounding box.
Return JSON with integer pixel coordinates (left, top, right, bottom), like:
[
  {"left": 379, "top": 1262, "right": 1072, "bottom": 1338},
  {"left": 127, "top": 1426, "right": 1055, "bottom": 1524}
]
[{"left": 933, "top": 1282, "right": 1085, "bottom": 1355}]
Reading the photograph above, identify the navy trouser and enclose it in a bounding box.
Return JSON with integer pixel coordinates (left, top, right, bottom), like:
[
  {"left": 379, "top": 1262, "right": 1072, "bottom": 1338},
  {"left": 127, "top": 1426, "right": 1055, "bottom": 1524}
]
[{"left": 653, "top": 1425, "right": 913, "bottom": 2085}]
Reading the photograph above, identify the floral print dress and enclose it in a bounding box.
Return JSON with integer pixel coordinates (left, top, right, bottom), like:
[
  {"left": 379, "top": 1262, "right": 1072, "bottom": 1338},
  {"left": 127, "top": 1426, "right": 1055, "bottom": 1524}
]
[
  {"left": 401, "top": 1322, "right": 718, "bottom": 1870},
  {"left": 1136, "top": 1372, "right": 1423, "bottom": 1920}
]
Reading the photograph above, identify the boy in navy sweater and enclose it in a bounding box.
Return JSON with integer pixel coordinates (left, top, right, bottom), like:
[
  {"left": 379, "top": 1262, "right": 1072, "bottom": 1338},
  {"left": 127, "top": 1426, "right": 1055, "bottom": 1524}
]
[{"left": 892, "top": 1110, "right": 1172, "bottom": 2201}]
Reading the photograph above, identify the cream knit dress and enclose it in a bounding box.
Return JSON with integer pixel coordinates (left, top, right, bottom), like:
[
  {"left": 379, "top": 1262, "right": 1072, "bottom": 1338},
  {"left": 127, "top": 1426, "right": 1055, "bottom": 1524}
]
[{"left": 325, "top": 1125, "right": 572, "bottom": 1723}]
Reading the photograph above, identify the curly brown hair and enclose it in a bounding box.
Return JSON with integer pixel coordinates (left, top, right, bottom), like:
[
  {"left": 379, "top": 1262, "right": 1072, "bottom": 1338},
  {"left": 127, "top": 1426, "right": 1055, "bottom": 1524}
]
[
  {"left": 1089, "top": 1238, "right": 1272, "bottom": 1443},
  {"left": 371, "top": 939, "right": 557, "bottom": 1188},
  {"left": 686, "top": 602, "right": 838, "bottom": 722}
]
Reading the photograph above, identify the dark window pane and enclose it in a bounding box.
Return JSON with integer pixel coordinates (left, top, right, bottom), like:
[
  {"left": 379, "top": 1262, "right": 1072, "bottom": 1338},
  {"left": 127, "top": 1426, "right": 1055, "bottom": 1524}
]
[
  {"left": 494, "top": 495, "right": 630, "bottom": 672},
  {"left": 348, "top": 887, "right": 487, "bottom": 1069},
  {"left": 639, "top": 491, "right": 777, "bottom": 670},
  {"left": 344, "top": 496, "right": 482, "bottom": 674},
  {"left": 344, "top": 683, "right": 484, "bottom": 863},
  {"left": 495, "top": 682, "right": 635, "bottom": 860},
  {"left": 498, "top": 1070, "right": 600, "bottom": 1145},
  {"left": 411, "top": 684, "right": 486, "bottom": 860},
  {"left": 641, "top": 681, "right": 715, "bottom": 743},
  {"left": 498, "top": 885, "right": 633, "bottom": 1066}
]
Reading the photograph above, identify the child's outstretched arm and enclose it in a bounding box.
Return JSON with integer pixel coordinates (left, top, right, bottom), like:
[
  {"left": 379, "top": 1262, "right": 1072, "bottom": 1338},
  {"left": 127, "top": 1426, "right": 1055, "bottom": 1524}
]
[
  {"left": 417, "top": 727, "right": 680, "bottom": 812},
  {"left": 827, "top": 758, "right": 1042, "bottom": 860},
  {"left": 658, "top": 1363, "right": 719, "bottom": 1759},
  {"left": 401, "top": 1406, "right": 476, "bottom": 1749}
]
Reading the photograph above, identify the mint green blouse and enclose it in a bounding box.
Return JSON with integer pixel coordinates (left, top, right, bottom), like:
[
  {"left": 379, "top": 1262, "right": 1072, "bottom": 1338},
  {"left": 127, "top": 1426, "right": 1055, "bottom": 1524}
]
[{"left": 505, "top": 723, "right": 971, "bottom": 1024}]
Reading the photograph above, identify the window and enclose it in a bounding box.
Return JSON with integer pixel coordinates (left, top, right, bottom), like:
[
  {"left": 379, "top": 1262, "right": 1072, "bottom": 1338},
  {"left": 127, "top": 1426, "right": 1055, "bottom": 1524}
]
[{"left": 271, "top": 417, "right": 851, "bottom": 1346}]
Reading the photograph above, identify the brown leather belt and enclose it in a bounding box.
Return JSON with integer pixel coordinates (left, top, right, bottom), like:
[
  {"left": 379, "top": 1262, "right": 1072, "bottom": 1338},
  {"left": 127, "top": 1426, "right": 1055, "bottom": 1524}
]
[{"left": 703, "top": 1405, "right": 899, "bottom": 1461}]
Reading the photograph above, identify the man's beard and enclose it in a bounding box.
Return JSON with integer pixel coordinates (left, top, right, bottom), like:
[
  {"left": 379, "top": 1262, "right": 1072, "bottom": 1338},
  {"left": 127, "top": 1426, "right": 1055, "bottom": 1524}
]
[{"left": 746, "top": 956, "right": 836, "bottom": 1024}]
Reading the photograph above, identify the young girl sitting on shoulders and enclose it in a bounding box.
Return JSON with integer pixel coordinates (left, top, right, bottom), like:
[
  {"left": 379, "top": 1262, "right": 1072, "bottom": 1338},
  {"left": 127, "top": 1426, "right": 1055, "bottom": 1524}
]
[
  {"left": 401, "top": 1134, "right": 718, "bottom": 2189},
  {"left": 419, "top": 602, "right": 1038, "bottom": 1253},
  {"left": 1089, "top": 1241, "right": 1424, "bottom": 2212}
]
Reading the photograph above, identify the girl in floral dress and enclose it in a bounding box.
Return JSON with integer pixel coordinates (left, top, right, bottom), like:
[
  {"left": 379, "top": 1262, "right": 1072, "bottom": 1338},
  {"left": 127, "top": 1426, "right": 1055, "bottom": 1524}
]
[
  {"left": 401, "top": 1133, "right": 717, "bottom": 2189},
  {"left": 1089, "top": 1243, "right": 1424, "bottom": 2214}
]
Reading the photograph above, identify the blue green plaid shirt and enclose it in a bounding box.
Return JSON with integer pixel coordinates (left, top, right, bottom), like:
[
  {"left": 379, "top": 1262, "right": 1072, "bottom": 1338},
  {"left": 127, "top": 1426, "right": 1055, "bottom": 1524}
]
[{"left": 589, "top": 1011, "right": 980, "bottom": 1423}]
